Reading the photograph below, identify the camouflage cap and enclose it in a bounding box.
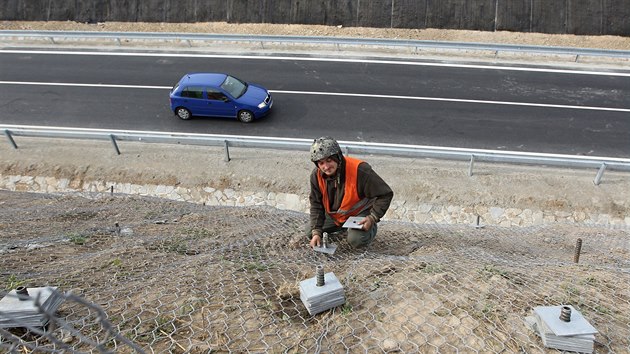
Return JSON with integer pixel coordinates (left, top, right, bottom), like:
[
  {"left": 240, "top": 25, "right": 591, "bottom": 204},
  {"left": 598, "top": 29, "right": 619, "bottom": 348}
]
[{"left": 310, "top": 136, "right": 341, "bottom": 162}]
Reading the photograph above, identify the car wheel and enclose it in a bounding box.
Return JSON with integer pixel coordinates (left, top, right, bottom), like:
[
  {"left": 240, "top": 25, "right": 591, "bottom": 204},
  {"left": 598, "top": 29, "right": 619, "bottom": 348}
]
[
  {"left": 237, "top": 110, "right": 254, "bottom": 123},
  {"left": 175, "top": 107, "right": 192, "bottom": 120}
]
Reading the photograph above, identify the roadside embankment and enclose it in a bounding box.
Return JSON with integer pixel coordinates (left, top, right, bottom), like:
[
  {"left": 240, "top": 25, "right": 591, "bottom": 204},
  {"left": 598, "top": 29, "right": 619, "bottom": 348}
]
[{"left": 1, "top": 137, "right": 628, "bottom": 228}]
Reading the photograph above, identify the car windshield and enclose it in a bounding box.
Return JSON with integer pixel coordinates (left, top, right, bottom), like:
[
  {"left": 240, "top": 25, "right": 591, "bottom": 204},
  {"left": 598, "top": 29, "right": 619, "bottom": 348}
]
[{"left": 220, "top": 75, "right": 248, "bottom": 98}]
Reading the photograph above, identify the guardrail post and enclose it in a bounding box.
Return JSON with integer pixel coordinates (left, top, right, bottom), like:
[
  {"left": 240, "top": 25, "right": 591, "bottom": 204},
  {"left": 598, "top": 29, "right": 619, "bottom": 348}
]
[
  {"left": 109, "top": 134, "right": 121, "bottom": 155},
  {"left": 593, "top": 162, "right": 606, "bottom": 185},
  {"left": 224, "top": 140, "right": 231, "bottom": 162},
  {"left": 4, "top": 129, "right": 18, "bottom": 149},
  {"left": 468, "top": 154, "right": 475, "bottom": 176}
]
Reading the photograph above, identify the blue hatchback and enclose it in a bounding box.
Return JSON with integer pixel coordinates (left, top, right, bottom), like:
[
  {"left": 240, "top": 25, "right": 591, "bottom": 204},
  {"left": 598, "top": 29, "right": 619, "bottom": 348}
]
[{"left": 169, "top": 73, "right": 273, "bottom": 123}]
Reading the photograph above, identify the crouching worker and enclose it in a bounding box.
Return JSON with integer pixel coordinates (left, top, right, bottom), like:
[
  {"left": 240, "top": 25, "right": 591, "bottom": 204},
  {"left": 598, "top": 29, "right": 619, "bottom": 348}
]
[{"left": 307, "top": 136, "right": 393, "bottom": 249}]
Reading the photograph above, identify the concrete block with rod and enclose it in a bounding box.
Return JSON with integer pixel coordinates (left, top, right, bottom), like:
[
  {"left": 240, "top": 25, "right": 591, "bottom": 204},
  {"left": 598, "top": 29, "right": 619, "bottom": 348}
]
[{"left": 299, "top": 265, "right": 345, "bottom": 315}]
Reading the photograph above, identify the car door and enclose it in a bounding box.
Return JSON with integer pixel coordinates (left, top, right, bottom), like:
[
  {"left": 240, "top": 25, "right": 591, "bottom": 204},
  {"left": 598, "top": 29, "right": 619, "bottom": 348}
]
[
  {"left": 179, "top": 86, "right": 208, "bottom": 116},
  {"left": 206, "top": 88, "right": 237, "bottom": 117}
]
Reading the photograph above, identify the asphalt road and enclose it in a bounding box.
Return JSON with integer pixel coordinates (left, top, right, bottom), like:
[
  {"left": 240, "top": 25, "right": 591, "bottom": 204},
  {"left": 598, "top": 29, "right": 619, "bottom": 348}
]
[{"left": 1, "top": 48, "right": 629, "bottom": 157}]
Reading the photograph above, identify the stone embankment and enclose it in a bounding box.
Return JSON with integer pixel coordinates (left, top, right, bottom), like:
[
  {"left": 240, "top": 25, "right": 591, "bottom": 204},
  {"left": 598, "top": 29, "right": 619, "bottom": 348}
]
[{"left": 2, "top": 174, "right": 628, "bottom": 228}]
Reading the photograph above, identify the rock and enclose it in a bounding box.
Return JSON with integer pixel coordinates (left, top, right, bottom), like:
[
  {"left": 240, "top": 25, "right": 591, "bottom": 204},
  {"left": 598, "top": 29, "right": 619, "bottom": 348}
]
[{"left": 382, "top": 339, "right": 399, "bottom": 352}]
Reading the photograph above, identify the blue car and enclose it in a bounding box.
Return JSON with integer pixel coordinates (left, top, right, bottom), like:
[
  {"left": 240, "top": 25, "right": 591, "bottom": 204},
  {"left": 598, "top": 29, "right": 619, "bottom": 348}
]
[{"left": 169, "top": 73, "right": 273, "bottom": 123}]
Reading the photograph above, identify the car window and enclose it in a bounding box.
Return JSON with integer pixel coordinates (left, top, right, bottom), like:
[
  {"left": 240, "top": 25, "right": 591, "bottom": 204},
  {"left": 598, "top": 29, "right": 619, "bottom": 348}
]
[
  {"left": 207, "top": 89, "right": 229, "bottom": 101},
  {"left": 181, "top": 86, "right": 204, "bottom": 99},
  {"left": 220, "top": 75, "right": 248, "bottom": 98}
]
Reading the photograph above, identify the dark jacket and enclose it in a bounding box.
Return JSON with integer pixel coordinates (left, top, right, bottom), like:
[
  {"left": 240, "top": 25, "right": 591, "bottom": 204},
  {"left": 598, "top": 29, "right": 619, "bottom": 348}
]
[{"left": 309, "top": 156, "right": 393, "bottom": 236}]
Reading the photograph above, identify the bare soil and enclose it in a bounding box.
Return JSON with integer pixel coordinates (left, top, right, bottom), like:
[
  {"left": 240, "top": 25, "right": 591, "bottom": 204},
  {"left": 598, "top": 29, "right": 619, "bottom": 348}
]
[
  {"left": 2, "top": 20, "right": 630, "bottom": 50},
  {"left": 1, "top": 189, "right": 629, "bottom": 353}
]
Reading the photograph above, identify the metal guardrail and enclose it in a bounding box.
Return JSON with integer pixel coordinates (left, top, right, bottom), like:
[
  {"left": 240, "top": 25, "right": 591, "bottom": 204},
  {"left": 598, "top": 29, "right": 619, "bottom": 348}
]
[
  {"left": 2, "top": 30, "right": 630, "bottom": 60},
  {"left": 3, "top": 125, "right": 629, "bottom": 184}
]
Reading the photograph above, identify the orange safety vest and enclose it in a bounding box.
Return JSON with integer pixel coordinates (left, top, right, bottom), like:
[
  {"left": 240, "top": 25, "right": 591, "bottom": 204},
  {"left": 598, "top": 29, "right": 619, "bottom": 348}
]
[{"left": 317, "top": 156, "right": 372, "bottom": 226}]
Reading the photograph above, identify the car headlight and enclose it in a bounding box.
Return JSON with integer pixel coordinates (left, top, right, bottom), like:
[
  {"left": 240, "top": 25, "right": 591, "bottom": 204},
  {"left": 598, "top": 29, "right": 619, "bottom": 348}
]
[{"left": 258, "top": 102, "right": 267, "bottom": 109}]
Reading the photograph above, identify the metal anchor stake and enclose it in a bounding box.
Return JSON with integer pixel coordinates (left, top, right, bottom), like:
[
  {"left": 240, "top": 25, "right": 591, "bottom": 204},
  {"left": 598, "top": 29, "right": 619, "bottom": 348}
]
[
  {"left": 313, "top": 232, "right": 337, "bottom": 254},
  {"left": 316, "top": 265, "right": 325, "bottom": 287}
]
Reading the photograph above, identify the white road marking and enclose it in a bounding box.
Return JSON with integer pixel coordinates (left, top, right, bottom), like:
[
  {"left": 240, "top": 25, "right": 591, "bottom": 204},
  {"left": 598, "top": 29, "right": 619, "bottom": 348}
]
[
  {"left": 0, "top": 81, "right": 168, "bottom": 90},
  {"left": 271, "top": 90, "right": 630, "bottom": 112},
  {"left": 2, "top": 49, "right": 630, "bottom": 77},
  {"left": 1, "top": 80, "right": 629, "bottom": 112}
]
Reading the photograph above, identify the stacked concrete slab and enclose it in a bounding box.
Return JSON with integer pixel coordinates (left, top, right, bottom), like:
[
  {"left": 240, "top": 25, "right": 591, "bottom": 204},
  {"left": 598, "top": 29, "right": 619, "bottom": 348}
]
[
  {"left": 0, "top": 286, "right": 64, "bottom": 328},
  {"left": 299, "top": 266, "right": 345, "bottom": 316},
  {"left": 529, "top": 305, "right": 598, "bottom": 353}
]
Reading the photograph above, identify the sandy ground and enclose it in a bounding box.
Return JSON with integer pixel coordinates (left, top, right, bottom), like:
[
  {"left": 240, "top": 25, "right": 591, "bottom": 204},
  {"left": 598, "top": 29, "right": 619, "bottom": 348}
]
[
  {"left": 2, "top": 20, "right": 630, "bottom": 50},
  {"left": 1, "top": 187, "right": 629, "bottom": 353}
]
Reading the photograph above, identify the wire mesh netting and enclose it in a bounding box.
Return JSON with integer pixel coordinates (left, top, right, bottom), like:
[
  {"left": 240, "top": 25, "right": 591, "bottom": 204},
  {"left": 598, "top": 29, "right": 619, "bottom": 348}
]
[{"left": 1, "top": 190, "right": 629, "bottom": 353}]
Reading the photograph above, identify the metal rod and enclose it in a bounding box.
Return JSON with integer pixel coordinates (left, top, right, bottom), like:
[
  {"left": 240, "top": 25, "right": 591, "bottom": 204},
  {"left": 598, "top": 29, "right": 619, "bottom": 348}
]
[
  {"left": 322, "top": 232, "right": 329, "bottom": 248},
  {"left": 468, "top": 154, "right": 475, "bottom": 176},
  {"left": 224, "top": 140, "right": 231, "bottom": 162},
  {"left": 316, "top": 265, "right": 325, "bottom": 287},
  {"left": 574, "top": 238, "right": 583, "bottom": 263},
  {"left": 559, "top": 306, "right": 572, "bottom": 322},
  {"left": 4, "top": 129, "right": 18, "bottom": 149},
  {"left": 474, "top": 215, "right": 484, "bottom": 229},
  {"left": 15, "top": 286, "right": 30, "bottom": 301},
  {"left": 593, "top": 162, "right": 606, "bottom": 185},
  {"left": 109, "top": 134, "right": 121, "bottom": 155}
]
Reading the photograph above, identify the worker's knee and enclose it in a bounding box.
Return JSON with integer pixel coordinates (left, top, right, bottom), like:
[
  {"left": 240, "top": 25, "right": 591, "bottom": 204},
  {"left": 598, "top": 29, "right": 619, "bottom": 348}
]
[
  {"left": 347, "top": 233, "right": 366, "bottom": 248},
  {"left": 347, "top": 225, "right": 377, "bottom": 249}
]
